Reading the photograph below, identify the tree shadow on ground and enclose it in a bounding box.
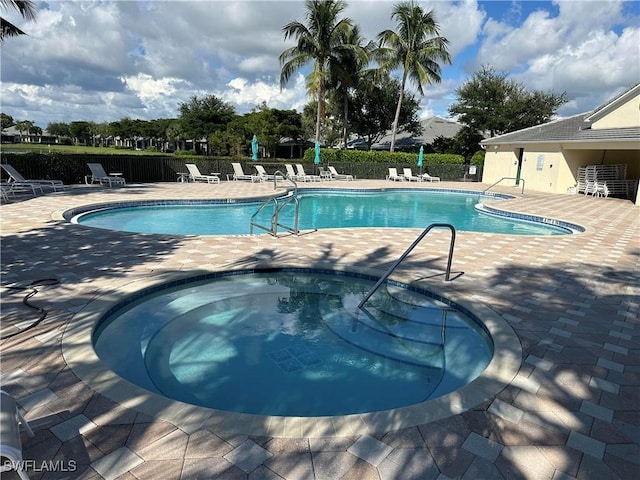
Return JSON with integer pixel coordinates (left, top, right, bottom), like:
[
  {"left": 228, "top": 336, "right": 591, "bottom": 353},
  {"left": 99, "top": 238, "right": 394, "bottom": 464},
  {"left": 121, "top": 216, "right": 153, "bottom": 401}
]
[{"left": 1, "top": 224, "right": 638, "bottom": 479}]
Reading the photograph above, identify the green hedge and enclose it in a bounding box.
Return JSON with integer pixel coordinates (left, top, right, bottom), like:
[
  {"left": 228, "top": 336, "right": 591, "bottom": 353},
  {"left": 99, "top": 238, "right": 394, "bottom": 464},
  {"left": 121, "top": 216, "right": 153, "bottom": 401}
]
[
  {"left": 471, "top": 150, "right": 485, "bottom": 166},
  {"left": 303, "top": 148, "right": 464, "bottom": 165},
  {"left": 2, "top": 151, "right": 477, "bottom": 183}
]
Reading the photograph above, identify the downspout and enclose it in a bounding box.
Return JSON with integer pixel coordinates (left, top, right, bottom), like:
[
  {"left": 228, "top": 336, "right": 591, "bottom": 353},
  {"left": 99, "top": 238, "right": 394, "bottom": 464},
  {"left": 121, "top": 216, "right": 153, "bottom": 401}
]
[{"left": 515, "top": 148, "right": 524, "bottom": 185}]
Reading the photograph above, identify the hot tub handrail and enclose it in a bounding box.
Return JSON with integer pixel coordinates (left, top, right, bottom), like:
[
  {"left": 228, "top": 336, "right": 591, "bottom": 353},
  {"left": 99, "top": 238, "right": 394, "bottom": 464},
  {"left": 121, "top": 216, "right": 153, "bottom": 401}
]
[{"left": 357, "top": 223, "right": 456, "bottom": 310}]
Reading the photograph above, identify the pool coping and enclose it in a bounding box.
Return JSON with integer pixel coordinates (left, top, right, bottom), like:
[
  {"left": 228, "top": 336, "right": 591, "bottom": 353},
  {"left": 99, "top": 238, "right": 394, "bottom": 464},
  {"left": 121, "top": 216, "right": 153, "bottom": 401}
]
[{"left": 62, "top": 261, "right": 522, "bottom": 438}]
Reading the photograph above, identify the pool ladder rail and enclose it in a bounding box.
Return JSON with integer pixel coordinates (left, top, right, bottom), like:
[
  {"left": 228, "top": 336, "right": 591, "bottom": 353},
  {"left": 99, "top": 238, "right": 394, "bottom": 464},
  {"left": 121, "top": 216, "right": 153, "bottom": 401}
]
[
  {"left": 249, "top": 171, "right": 300, "bottom": 236},
  {"left": 482, "top": 176, "right": 526, "bottom": 196},
  {"left": 357, "top": 223, "right": 457, "bottom": 310}
]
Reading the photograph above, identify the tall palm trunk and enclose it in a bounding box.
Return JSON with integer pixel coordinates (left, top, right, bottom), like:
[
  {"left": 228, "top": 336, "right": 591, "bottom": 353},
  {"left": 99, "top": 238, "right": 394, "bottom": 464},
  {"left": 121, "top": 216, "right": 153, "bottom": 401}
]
[
  {"left": 390, "top": 72, "right": 407, "bottom": 152},
  {"left": 315, "top": 67, "right": 325, "bottom": 143},
  {"left": 342, "top": 94, "right": 349, "bottom": 148}
]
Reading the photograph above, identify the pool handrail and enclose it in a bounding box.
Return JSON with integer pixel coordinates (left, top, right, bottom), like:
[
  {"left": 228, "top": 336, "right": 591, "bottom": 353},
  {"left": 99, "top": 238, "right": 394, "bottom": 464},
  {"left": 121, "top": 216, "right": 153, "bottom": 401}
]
[
  {"left": 357, "top": 223, "right": 456, "bottom": 310},
  {"left": 272, "top": 170, "right": 296, "bottom": 192},
  {"left": 482, "top": 177, "right": 525, "bottom": 196},
  {"left": 250, "top": 171, "right": 300, "bottom": 236}
]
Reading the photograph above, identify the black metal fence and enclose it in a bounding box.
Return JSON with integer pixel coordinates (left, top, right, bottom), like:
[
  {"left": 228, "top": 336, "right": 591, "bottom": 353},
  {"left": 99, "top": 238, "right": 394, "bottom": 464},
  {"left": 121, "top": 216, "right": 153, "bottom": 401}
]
[{"left": 1, "top": 153, "right": 482, "bottom": 184}]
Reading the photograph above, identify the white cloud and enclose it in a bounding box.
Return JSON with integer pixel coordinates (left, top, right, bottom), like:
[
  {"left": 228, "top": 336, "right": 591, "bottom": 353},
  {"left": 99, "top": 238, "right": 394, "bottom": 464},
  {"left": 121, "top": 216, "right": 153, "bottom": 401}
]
[
  {"left": 1, "top": 0, "right": 636, "bottom": 126},
  {"left": 120, "top": 74, "right": 184, "bottom": 103},
  {"left": 437, "top": 0, "right": 486, "bottom": 57},
  {"left": 472, "top": 0, "right": 638, "bottom": 114},
  {"left": 220, "top": 74, "right": 309, "bottom": 113}
]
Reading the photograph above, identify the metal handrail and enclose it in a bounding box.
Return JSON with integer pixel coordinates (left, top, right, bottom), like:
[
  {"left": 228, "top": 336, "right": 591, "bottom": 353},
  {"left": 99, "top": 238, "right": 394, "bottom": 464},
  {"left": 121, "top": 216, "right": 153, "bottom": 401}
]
[
  {"left": 249, "top": 171, "right": 300, "bottom": 236},
  {"left": 482, "top": 177, "right": 525, "bottom": 195},
  {"left": 272, "top": 169, "right": 296, "bottom": 193},
  {"left": 357, "top": 223, "right": 456, "bottom": 309},
  {"left": 273, "top": 191, "right": 300, "bottom": 235}
]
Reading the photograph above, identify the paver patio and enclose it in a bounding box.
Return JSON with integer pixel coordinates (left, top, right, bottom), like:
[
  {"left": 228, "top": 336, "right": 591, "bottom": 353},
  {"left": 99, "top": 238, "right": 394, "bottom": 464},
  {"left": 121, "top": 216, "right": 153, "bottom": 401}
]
[{"left": 1, "top": 179, "right": 638, "bottom": 479}]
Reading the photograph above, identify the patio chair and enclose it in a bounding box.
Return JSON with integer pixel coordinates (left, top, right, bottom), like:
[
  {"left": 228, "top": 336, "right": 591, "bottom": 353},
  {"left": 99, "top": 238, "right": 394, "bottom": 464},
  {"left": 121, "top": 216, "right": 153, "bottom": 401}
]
[
  {"left": 421, "top": 172, "right": 441, "bottom": 182},
  {"left": 403, "top": 168, "right": 420, "bottom": 182},
  {"left": 285, "top": 164, "right": 300, "bottom": 181},
  {"left": 254, "top": 165, "right": 284, "bottom": 182},
  {"left": 0, "top": 180, "right": 44, "bottom": 196},
  {"left": 386, "top": 168, "right": 404, "bottom": 181},
  {"left": 1, "top": 164, "right": 65, "bottom": 191},
  {"left": 1, "top": 389, "right": 34, "bottom": 480},
  {"left": 185, "top": 164, "right": 220, "bottom": 184},
  {"left": 1, "top": 184, "right": 15, "bottom": 202},
  {"left": 295, "top": 164, "right": 321, "bottom": 182},
  {"left": 87, "top": 163, "right": 126, "bottom": 187},
  {"left": 328, "top": 166, "right": 354, "bottom": 181},
  {"left": 318, "top": 166, "right": 332, "bottom": 180},
  {"left": 231, "top": 162, "right": 260, "bottom": 182}
]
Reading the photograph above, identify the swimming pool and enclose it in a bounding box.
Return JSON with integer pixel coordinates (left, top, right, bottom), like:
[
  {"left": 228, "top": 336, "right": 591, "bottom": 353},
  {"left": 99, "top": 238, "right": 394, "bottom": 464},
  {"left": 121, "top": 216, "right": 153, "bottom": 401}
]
[
  {"left": 93, "top": 268, "right": 493, "bottom": 416},
  {"left": 69, "top": 189, "right": 582, "bottom": 235}
]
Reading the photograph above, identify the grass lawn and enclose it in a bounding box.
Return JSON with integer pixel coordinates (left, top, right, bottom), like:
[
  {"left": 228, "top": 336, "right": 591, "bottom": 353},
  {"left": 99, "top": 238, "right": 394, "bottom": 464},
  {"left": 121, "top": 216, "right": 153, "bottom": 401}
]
[{"left": 1, "top": 143, "right": 169, "bottom": 156}]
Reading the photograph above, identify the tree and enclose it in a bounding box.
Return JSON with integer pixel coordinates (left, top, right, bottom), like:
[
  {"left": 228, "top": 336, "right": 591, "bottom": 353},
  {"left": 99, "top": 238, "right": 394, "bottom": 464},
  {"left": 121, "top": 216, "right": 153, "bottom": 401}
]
[
  {"left": 376, "top": 1, "right": 451, "bottom": 151},
  {"left": 14, "top": 119, "right": 33, "bottom": 140},
  {"left": 448, "top": 65, "right": 568, "bottom": 137},
  {"left": 1, "top": 0, "right": 37, "bottom": 41},
  {"left": 46, "top": 122, "right": 70, "bottom": 139},
  {"left": 328, "top": 23, "right": 374, "bottom": 148},
  {"left": 280, "top": 0, "right": 353, "bottom": 143},
  {"left": 451, "top": 126, "right": 485, "bottom": 161},
  {"left": 1, "top": 112, "right": 14, "bottom": 129},
  {"left": 166, "top": 121, "right": 186, "bottom": 152},
  {"left": 178, "top": 94, "right": 235, "bottom": 151},
  {"left": 347, "top": 74, "right": 422, "bottom": 149},
  {"left": 69, "top": 121, "right": 92, "bottom": 145}
]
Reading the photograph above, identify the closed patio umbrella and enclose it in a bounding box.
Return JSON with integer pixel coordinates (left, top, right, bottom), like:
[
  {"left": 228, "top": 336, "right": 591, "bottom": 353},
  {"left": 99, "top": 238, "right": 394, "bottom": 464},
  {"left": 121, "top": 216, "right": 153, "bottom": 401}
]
[
  {"left": 417, "top": 145, "right": 424, "bottom": 174},
  {"left": 251, "top": 135, "right": 258, "bottom": 161},
  {"left": 314, "top": 141, "right": 321, "bottom": 165}
]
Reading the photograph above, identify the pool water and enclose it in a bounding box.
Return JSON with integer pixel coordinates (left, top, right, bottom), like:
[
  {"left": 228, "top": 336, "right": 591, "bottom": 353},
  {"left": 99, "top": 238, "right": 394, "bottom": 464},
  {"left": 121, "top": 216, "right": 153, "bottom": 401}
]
[
  {"left": 75, "top": 189, "right": 573, "bottom": 235},
  {"left": 93, "top": 270, "right": 493, "bottom": 416}
]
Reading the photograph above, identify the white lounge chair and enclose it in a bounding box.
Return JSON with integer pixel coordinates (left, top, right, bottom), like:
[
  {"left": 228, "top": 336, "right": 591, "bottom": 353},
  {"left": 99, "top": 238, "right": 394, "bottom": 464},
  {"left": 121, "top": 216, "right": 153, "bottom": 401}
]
[
  {"left": 231, "top": 162, "right": 260, "bottom": 182},
  {"left": 403, "top": 168, "right": 420, "bottom": 182},
  {"left": 318, "top": 166, "right": 332, "bottom": 180},
  {"left": 185, "top": 164, "right": 220, "bottom": 184},
  {"left": 1, "top": 389, "right": 34, "bottom": 480},
  {"left": 87, "top": 163, "right": 126, "bottom": 187},
  {"left": 386, "top": 168, "right": 404, "bottom": 181},
  {"left": 254, "top": 165, "right": 284, "bottom": 182},
  {"left": 1, "top": 164, "right": 65, "bottom": 191},
  {"left": 285, "top": 164, "right": 300, "bottom": 181},
  {"left": 0, "top": 180, "right": 44, "bottom": 196},
  {"left": 296, "top": 164, "right": 321, "bottom": 182},
  {"left": 328, "top": 166, "right": 354, "bottom": 181},
  {"left": 421, "top": 172, "right": 441, "bottom": 182}
]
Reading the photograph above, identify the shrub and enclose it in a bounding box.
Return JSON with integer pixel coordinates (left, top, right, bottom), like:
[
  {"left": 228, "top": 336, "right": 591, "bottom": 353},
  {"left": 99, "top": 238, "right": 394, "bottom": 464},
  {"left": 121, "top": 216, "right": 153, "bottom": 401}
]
[
  {"left": 470, "top": 150, "right": 485, "bottom": 166},
  {"left": 303, "top": 148, "right": 464, "bottom": 165}
]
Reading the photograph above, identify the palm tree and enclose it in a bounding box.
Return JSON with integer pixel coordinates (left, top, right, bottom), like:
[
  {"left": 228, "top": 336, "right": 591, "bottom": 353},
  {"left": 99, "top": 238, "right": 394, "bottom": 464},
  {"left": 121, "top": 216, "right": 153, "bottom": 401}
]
[
  {"left": 377, "top": 1, "right": 451, "bottom": 152},
  {"left": 1, "top": 0, "right": 37, "bottom": 41},
  {"left": 328, "top": 24, "right": 375, "bottom": 148},
  {"left": 280, "top": 0, "right": 353, "bottom": 143}
]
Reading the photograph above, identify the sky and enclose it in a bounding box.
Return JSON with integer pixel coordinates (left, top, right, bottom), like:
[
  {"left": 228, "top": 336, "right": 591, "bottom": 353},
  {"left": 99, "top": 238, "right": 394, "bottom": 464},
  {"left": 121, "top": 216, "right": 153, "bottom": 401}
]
[{"left": 1, "top": 0, "right": 639, "bottom": 129}]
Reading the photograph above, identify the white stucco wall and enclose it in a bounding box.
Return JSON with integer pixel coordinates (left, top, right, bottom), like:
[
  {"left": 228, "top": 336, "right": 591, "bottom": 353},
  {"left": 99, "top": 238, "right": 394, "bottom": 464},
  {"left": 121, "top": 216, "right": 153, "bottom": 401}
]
[
  {"left": 482, "top": 145, "right": 574, "bottom": 194},
  {"left": 482, "top": 145, "right": 640, "bottom": 204},
  {"left": 591, "top": 90, "right": 640, "bottom": 129}
]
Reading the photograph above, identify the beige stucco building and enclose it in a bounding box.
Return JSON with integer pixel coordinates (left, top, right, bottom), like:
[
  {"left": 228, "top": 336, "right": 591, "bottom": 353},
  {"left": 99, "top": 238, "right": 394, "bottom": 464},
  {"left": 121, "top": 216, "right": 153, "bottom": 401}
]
[{"left": 481, "top": 83, "right": 640, "bottom": 205}]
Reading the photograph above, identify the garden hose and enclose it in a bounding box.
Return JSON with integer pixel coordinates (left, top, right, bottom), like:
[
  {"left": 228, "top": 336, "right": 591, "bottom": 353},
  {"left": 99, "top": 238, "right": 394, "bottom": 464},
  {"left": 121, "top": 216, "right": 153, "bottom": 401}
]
[{"left": 0, "top": 278, "right": 60, "bottom": 340}]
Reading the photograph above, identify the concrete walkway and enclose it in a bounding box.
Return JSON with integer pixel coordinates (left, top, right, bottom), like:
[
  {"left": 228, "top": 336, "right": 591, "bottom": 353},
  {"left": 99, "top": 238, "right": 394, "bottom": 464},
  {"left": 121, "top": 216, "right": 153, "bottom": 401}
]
[{"left": 1, "top": 180, "right": 638, "bottom": 479}]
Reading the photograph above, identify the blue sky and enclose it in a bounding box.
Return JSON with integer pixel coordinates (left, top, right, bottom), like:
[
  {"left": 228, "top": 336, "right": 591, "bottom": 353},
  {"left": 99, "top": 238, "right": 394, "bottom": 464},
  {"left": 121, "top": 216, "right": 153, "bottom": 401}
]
[{"left": 1, "top": 0, "right": 638, "bottom": 128}]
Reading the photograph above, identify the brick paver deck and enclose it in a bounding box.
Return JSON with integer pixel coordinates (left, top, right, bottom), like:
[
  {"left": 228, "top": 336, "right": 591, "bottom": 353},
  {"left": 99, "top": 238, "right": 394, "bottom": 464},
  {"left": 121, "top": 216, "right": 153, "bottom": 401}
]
[{"left": 1, "top": 180, "right": 638, "bottom": 479}]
